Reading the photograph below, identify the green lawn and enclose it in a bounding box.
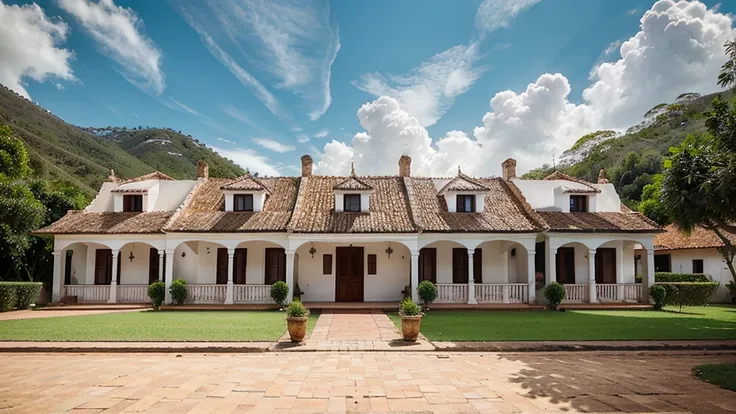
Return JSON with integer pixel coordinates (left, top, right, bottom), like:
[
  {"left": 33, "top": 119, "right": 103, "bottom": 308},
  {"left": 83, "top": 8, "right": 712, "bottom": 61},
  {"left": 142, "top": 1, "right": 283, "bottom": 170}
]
[
  {"left": 693, "top": 363, "right": 736, "bottom": 392},
  {"left": 388, "top": 305, "right": 736, "bottom": 341},
  {"left": 0, "top": 311, "right": 319, "bottom": 341}
]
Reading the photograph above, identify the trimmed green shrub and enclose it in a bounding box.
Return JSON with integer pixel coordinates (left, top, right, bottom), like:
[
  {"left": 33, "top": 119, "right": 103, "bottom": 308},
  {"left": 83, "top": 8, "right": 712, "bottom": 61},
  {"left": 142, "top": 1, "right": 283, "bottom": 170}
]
[
  {"left": 655, "top": 272, "right": 710, "bottom": 282},
  {"left": 169, "top": 279, "right": 188, "bottom": 305},
  {"left": 147, "top": 281, "right": 165, "bottom": 310},
  {"left": 417, "top": 280, "right": 438, "bottom": 307},
  {"left": 657, "top": 282, "right": 720, "bottom": 312},
  {"left": 270, "top": 281, "right": 289, "bottom": 306},
  {"left": 544, "top": 282, "right": 566, "bottom": 310},
  {"left": 399, "top": 298, "right": 423, "bottom": 316},
  {"left": 285, "top": 300, "right": 309, "bottom": 317},
  {"left": 0, "top": 282, "right": 42, "bottom": 311},
  {"left": 649, "top": 285, "right": 666, "bottom": 310}
]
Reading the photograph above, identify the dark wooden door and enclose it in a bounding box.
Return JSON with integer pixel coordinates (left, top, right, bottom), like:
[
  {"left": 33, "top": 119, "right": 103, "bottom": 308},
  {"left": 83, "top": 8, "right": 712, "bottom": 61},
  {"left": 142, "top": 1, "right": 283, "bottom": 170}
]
[
  {"left": 216, "top": 248, "right": 228, "bottom": 284},
  {"left": 556, "top": 247, "right": 576, "bottom": 284},
  {"left": 335, "top": 247, "right": 364, "bottom": 302},
  {"left": 265, "top": 248, "right": 286, "bottom": 285},
  {"left": 149, "top": 248, "right": 159, "bottom": 284},
  {"left": 595, "top": 248, "right": 616, "bottom": 284},
  {"left": 234, "top": 248, "right": 247, "bottom": 284},
  {"left": 452, "top": 248, "right": 468, "bottom": 283},
  {"left": 64, "top": 251, "right": 73, "bottom": 285},
  {"left": 419, "top": 248, "right": 436, "bottom": 283},
  {"left": 94, "top": 249, "right": 112, "bottom": 285}
]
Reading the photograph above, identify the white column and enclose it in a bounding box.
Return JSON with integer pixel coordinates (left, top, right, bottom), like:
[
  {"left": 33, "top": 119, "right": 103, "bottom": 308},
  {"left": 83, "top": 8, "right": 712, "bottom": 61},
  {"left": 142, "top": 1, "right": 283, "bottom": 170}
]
[
  {"left": 165, "top": 249, "right": 175, "bottom": 304},
  {"left": 225, "top": 249, "right": 234, "bottom": 304},
  {"left": 158, "top": 251, "right": 165, "bottom": 282},
  {"left": 642, "top": 249, "right": 655, "bottom": 303},
  {"left": 588, "top": 249, "right": 597, "bottom": 303},
  {"left": 467, "top": 250, "right": 477, "bottom": 305},
  {"left": 52, "top": 251, "right": 62, "bottom": 302},
  {"left": 527, "top": 250, "right": 536, "bottom": 303},
  {"left": 286, "top": 251, "right": 295, "bottom": 303},
  {"left": 410, "top": 251, "right": 419, "bottom": 302},
  {"left": 108, "top": 250, "right": 119, "bottom": 303},
  {"left": 615, "top": 244, "right": 624, "bottom": 301},
  {"left": 547, "top": 247, "right": 557, "bottom": 284}
]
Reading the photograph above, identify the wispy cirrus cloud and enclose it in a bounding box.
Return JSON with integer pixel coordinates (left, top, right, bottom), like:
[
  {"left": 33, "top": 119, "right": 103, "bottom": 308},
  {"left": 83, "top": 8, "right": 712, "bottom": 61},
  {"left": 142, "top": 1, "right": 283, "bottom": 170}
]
[
  {"left": 473, "top": 0, "right": 542, "bottom": 40},
  {"left": 57, "top": 0, "right": 165, "bottom": 95},
  {"left": 171, "top": 0, "right": 339, "bottom": 122},
  {"left": 252, "top": 138, "right": 295, "bottom": 153},
  {"left": 165, "top": 97, "right": 200, "bottom": 116},
  {"left": 314, "top": 128, "right": 329, "bottom": 138}
]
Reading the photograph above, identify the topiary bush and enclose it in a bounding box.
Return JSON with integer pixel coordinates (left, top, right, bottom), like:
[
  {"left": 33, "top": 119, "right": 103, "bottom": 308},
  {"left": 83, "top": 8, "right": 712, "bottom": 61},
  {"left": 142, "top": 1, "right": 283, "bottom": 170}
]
[
  {"left": 544, "top": 282, "right": 566, "bottom": 311},
  {"left": 399, "top": 298, "right": 423, "bottom": 316},
  {"left": 417, "top": 280, "right": 438, "bottom": 307},
  {"left": 285, "top": 300, "right": 309, "bottom": 318},
  {"left": 657, "top": 282, "right": 720, "bottom": 312},
  {"left": 148, "top": 281, "right": 165, "bottom": 310},
  {"left": 0, "top": 282, "right": 42, "bottom": 311},
  {"left": 649, "top": 284, "right": 666, "bottom": 310},
  {"left": 270, "top": 281, "right": 289, "bottom": 307},
  {"left": 169, "top": 279, "right": 188, "bottom": 305},
  {"left": 655, "top": 272, "right": 710, "bottom": 282}
]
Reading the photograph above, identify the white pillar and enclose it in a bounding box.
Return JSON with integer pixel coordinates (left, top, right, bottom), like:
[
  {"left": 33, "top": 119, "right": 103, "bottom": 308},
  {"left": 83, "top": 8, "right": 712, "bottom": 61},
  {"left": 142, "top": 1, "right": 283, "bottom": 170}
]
[
  {"left": 165, "top": 249, "right": 175, "bottom": 304},
  {"left": 286, "top": 251, "right": 295, "bottom": 303},
  {"left": 588, "top": 249, "right": 597, "bottom": 303},
  {"left": 527, "top": 250, "right": 536, "bottom": 303},
  {"left": 411, "top": 251, "right": 419, "bottom": 302},
  {"left": 158, "top": 251, "right": 165, "bottom": 282},
  {"left": 547, "top": 247, "right": 557, "bottom": 284},
  {"left": 52, "top": 251, "right": 62, "bottom": 302},
  {"left": 108, "top": 250, "right": 119, "bottom": 303},
  {"left": 615, "top": 244, "right": 624, "bottom": 301},
  {"left": 225, "top": 249, "right": 234, "bottom": 304},
  {"left": 642, "top": 249, "right": 655, "bottom": 303},
  {"left": 467, "top": 250, "right": 477, "bottom": 305}
]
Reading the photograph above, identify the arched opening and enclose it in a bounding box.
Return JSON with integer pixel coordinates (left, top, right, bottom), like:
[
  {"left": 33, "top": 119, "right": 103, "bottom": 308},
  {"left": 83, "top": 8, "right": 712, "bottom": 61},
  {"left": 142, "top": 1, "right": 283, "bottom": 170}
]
[
  {"left": 115, "top": 241, "right": 162, "bottom": 303},
  {"left": 58, "top": 242, "right": 113, "bottom": 303}
]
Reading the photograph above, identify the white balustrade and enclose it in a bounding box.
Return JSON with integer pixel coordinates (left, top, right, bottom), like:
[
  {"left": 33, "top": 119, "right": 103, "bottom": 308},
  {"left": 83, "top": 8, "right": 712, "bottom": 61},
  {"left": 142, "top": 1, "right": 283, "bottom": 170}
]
[
  {"left": 474, "top": 284, "right": 529, "bottom": 303},
  {"left": 117, "top": 285, "right": 150, "bottom": 303},
  {"left": 562, "top": 284, "right": 588, "bottom": 303},
  {"left": 233, "top": 285, "right": 274, "bottom": 304},
  {"left": 186, "top": 284, "right": 226, "bottom": 304},
  {"left": 596, "top": 283, "right": 642, "bottom": 303},
  {"left": 435, "top": 284, "right": 469, "bottom": 303},
  {"left": 64, "top": 285, "right": 110, "bottom": 303}
]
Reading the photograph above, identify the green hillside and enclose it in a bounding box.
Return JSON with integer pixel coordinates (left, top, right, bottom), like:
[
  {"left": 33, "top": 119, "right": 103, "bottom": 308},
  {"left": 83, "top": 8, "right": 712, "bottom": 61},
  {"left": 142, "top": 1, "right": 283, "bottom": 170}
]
[{"left": 0, "top": 85, "right": 245, "bottom": 192}]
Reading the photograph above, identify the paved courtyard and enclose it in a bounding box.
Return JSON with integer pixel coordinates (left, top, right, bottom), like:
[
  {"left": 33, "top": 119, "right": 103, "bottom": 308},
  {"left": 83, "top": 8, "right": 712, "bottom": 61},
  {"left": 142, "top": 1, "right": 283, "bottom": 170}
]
[{"left": 1, "top": 351, "right": 734, "bottom": 413}]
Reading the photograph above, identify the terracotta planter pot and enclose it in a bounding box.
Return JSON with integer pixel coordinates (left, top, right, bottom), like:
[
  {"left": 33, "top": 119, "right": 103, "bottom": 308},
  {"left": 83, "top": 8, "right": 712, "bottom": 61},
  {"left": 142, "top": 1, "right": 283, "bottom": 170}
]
[
  {"left": 286, "top": 316, "right": 308, "bottom": 343},
  {"left": 401, "top": 315, "right": 422, "bottom": 341}
]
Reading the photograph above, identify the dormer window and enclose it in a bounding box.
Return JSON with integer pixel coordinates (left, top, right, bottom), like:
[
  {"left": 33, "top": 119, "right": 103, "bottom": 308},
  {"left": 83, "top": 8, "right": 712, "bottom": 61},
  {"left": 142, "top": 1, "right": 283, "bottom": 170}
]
[
  {"left": 570, "top": 195, "right": 588, "bottom": 212},
  {"left": 344, "top": 194, "right": 361, "bottom": 212},
  {"left": 123, "top": 194, "right": 143, "bottom": 212},
  {"left": 233, "top": 194, "right": 254, "bottom": 212},
  {"left": 456, "top": 195, "right": 476, "bottom": 213}
]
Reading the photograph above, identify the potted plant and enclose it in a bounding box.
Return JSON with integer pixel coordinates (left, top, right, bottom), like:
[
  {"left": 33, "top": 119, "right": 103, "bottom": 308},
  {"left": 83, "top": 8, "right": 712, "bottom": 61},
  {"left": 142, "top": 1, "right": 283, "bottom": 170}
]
[
  {"left": 285, "top": 300, "right": 309, "bottom": 343},
  {"left": 399, "top": 298, "right": 423, "bottom": 341}
]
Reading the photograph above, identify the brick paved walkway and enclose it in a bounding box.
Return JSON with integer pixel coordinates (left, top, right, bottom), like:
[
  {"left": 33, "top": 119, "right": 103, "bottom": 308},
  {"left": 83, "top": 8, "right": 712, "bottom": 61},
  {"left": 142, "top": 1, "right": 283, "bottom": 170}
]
[{"left": 1, "top": 351, "right": 734, "bottom": 413}]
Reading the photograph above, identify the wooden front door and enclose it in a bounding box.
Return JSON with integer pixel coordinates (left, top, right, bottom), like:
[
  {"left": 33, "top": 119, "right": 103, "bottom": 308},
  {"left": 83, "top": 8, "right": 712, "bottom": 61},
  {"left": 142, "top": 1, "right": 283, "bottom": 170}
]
[
  {"left": 335, "top": 247, "right": 364, "bottom": 302},
  {"left": 265, "top": 248, "right": 286, "bottom": 285},
  {"left": 595, "top": 248, "right": 616, "bottom": 284},
  {"left": 556, "top": 247, "right": 576, "bottom": 284},
  {"left": 94, "top": 249, "right": 112, "bottom": 285}
]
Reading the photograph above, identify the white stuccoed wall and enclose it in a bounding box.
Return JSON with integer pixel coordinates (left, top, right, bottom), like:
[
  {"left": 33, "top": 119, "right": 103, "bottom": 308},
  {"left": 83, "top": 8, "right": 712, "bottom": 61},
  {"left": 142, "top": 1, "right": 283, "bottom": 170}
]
[
  {"left": 512, "top": 179, "right": 621, "bottom": 213},
  {"left": 64, "top": 244, "right": 88, "bottom": 285},
  {"left": 118, "top": 243, "right": 154, "bottom": 284},
  {"left": 656, "top": 249, "right": 732, "bottom": 303}
]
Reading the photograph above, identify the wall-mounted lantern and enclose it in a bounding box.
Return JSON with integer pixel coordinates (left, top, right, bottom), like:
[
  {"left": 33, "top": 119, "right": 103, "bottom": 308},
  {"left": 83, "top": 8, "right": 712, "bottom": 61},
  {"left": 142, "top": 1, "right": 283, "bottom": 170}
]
[
  {"left": 309, "top": 244, "right": 317, "bottom": 258},
  {"left": 385, "top": 244, "right": 394, "bottom": 259},
  {"left": 128, "top": 251, "right": 135, "bottom": 262}
]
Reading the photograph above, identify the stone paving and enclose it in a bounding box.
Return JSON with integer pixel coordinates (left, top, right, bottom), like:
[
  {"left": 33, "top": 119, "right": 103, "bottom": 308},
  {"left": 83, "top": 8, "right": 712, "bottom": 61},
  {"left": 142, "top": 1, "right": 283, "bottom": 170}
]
[{"left": 1, "top": 351, "right": 735, "bottom": 413}]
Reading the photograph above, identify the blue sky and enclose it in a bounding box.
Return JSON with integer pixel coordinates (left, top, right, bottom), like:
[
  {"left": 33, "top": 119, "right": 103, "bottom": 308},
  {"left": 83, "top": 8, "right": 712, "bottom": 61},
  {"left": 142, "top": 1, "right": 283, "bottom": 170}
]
[{"left": 2, "top": 0, "right": 735, "bottom": 176}]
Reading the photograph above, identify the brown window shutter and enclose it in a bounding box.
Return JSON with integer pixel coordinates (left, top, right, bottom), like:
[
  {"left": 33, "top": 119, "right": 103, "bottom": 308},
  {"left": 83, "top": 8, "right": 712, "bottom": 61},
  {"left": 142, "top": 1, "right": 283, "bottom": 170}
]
[
  {"left": 473, "top": 248, "right": 482, "bottom": 283},
  {"left": 216, "top": 248, "right": 228, "bottom": 284},
  {"left": 452, "top": 248, "right": 468, "bottom": 283},
  {"left": 149, "top": 248, "right": 159, "bottom": 284},
  {"left": 367, "top": 254, "right": 377, "bottom": 275},
  {"left": 419, "top": 248, "right": 436, "bottom": 283},
  {"left": 234, "top": 248, "right": 247, "bottom": 284},
  {"left": 323, "top": 254, "right": 332, "bottom": 275}
]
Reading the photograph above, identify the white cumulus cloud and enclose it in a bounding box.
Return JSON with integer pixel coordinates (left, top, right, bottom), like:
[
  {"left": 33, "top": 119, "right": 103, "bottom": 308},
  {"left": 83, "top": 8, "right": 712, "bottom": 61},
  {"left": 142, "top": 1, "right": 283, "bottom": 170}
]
[
  {"left": 317, "top": 0, "right": 735, "bottom": 177},
  {"left": 57, "top": 0, "right": 165, "bottom": 95},
  {"left": 252, "top": 138, "right": 295, "bottom": 153},
  {"left": 0, "top": 1, "right": 74, "bottom": 99}
]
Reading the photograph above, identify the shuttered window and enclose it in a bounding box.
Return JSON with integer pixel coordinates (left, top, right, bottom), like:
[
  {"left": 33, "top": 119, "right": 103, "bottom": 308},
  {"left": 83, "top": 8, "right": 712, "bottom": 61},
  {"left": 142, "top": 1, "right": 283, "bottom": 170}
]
[
  {"left": 367, "top": 254, "right": 377, "bottom": 275},
  {"left": 323, "top": 254, "right": 332, "bottom": 274},
  {"left": 343, "top": 194, "right": 361, "bottom": 212},
  {"left": 234, "top": 194, "right": 254, "bottom": 212},
  {"left": 123, "top": 195, "right": 143, "bottom": 212}
]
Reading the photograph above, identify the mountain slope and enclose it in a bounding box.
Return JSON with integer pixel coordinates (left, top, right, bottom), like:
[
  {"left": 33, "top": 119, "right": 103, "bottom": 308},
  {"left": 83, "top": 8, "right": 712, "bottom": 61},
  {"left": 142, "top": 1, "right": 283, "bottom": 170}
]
[{"left": 0, "top": 85, "right": 245, "bottom": 190}]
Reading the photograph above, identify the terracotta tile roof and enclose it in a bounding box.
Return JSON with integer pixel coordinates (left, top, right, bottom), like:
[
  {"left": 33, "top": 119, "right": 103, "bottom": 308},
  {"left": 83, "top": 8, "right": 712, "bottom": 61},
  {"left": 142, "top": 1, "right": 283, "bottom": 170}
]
[
  {"left": 221, "top": 174, "right": 270, "bottom": 192},
  {"left": 543, "top": 171, "right": 600, "bottom": 192},
  {"left": 166, "top": 177, "right": 298, "bottom": 232},
  {"left": 288, "top": 176, "right": 414, "bottom": 233},
  {"left": 119, "top": 171, "right": 174, "bottom": 184},
  {"left": 538, "top": 212, "right": 661, "bottom": 233},
  {"left": 333, "top": 176, "right": 373, "bottom": 191},
  {"left": 33, "top": 211, "right": 172, "bottom": 234},
  {"left": 655, "top": 224, "right": 736, "bottom": 250},
  {"left": 406, "top": 177, "right": 544, "bottom": 232},
  {"left": 111, "top": 188, "right": 148, "bottom": 193},
  {"left": 563, "top": 188, "right": 600, "bottom": 194},
  {"left": 438, "top": 173, "right": 490, "bottom": 194}
]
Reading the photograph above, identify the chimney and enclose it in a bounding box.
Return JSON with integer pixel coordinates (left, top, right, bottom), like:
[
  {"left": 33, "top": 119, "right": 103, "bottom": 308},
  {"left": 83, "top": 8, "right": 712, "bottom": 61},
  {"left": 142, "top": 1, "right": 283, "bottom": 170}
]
[
  {"left": 197, "top": 160, "right": 209, "bottom": 180},
  {"left": 501, "top": 158, "right": 517, "bottom": 181},
  {"left": 597, "top": 169, "right": 609, "bottom": 184},
  {"left": 301, "top": 155, "right": 313, "bottom": 177},
  {"left": 398, "top": 155, "right": 411, "bottom": 177}
]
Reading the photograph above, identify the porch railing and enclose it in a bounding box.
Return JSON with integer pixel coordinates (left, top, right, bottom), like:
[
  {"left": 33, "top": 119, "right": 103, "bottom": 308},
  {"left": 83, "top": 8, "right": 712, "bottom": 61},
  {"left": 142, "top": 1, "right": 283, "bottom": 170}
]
[
  {"left": 562, "top": 284, "right": 588, "bottom": 303},
  {"left": 596, "top": 283, "right": 642, "bottom": 303},
  {"left": 234, "top": 284, "right": 274, "bottom": 304},
  {"left": 117, "top": 285, "right": 150, "bottom": 303},
  {"left": 64, "top": 285, "right": 110, "bottom": 303},
  {"left": 186, "top": 284, "right": 226, "bottom": 304},
  {"left": 475, "top": 284, "right": 528, "bottom": 303},
  {"left": 435, "top": 284, "right": 469, "bottom": 303}
]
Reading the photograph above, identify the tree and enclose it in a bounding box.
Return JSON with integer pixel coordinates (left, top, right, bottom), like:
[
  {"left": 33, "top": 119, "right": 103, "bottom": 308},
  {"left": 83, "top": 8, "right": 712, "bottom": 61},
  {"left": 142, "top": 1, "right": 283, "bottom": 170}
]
[
  {"left": 0, "top": 124, "right": 31, "bottom": 178},
  {"left": 717, "top": 40, "right": 736, "bottom": 88},
  {"left": 638, "top": 174, "right": 669, "bottom": 225}
]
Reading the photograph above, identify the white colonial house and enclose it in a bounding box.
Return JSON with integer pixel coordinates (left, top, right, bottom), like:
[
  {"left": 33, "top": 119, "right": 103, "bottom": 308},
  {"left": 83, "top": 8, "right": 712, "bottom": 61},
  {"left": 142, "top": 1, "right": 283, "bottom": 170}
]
[{"left": 36, "top": 156, "right": 662, "bottom": 306}]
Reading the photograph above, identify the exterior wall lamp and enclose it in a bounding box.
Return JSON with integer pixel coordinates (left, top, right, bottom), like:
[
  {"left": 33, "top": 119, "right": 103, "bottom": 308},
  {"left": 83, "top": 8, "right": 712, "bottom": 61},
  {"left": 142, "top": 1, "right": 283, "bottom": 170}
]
[
  {"left": 128, "top": 251, "right": 135, "bottom": 262},
  {"left": 385, "top": 244, "right": 393, "bottom": 258},
  {"left": 309, "top": 244, "right": 317, "bottom": 258}
]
